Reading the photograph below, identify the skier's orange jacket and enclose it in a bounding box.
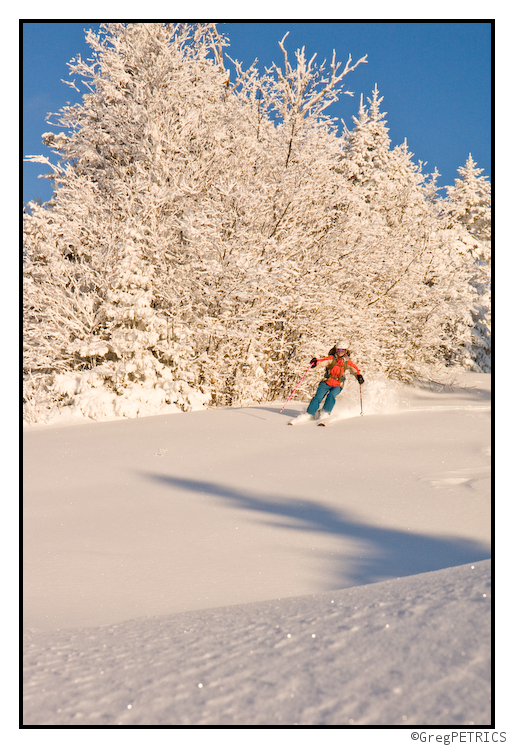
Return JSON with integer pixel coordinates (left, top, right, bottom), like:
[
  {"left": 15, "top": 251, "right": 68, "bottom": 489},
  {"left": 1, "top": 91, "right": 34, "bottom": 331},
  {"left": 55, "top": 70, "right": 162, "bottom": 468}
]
[{"left": 316, "top": 355, "right": 361, "bottom": 388}]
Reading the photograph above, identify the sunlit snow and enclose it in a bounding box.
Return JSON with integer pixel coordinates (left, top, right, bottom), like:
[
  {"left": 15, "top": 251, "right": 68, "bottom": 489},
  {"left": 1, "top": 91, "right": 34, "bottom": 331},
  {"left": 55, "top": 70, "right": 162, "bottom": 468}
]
[{"left": 23, "top": 371, "right": 491, "bottom": 726}]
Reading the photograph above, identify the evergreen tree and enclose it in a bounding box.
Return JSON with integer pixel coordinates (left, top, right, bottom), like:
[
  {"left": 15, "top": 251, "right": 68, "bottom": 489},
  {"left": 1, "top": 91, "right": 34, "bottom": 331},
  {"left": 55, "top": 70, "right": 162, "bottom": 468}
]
[
  {"left": 439, "top": 154, "right": 491, "bottom": 372},
  {"left": 24, "top": 23, "right": 230, "bottom": 418},
  {"left": 330, "top": 87, "right": 482, "bottom": 379},
  {"left": 445, "top": 154, "right": 491, "bottom": 241}
]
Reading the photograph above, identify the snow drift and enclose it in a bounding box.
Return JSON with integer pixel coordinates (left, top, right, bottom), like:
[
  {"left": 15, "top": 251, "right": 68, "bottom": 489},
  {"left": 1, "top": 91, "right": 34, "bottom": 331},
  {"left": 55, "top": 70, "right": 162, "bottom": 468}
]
[{"left": 23, "top": 560, "right": 490, "bottom": 727}]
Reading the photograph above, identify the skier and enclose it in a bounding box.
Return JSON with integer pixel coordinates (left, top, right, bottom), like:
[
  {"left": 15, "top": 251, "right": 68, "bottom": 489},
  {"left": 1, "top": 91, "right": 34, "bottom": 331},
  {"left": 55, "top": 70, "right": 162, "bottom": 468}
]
[{"left": 291, "top": 342, "right": 364, "bottom": 424}]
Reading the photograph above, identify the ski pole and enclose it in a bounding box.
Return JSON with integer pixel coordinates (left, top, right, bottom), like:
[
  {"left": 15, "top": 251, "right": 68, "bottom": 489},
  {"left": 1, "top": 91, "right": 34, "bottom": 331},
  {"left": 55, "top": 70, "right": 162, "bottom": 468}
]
[
  {"left": 359, "top": 382, "right": 364, "bottom": 416},
  {"left": 280, "top": 363, "right": 314, "bottom": 412}
]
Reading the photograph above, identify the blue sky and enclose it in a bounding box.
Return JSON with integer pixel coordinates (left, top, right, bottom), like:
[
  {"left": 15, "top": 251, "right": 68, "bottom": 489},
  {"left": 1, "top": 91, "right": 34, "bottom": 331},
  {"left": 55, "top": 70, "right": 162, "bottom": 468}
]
[{"left": 22, "top": 21, "right": 491, "bottom": 205}]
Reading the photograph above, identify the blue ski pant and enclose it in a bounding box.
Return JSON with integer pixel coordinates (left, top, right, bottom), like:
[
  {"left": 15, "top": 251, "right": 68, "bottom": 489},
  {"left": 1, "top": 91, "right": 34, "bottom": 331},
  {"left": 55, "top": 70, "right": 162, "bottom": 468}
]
[{"left": 306, "top": 381, "right": 343, "bottom": 416}]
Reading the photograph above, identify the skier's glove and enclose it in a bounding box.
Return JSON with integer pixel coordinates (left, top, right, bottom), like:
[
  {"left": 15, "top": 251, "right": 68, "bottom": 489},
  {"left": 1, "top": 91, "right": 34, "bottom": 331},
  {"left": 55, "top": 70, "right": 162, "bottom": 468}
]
[
  {"left": 356, "top": 374, "right": 364, "bottom": 385},
  {"left": 310, "top": 358, "right": 318, "bottom": 367}
]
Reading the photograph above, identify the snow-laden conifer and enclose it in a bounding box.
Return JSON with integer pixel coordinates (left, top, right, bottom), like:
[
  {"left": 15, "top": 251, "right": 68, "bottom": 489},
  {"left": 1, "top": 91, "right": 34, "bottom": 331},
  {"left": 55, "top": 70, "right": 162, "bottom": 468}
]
[
  {"left": 323, "top": 87, "right": 488, "bottom": 380},
  {"left": 440, "top": 155, "right": 491, "bottom": 372},
  {"left": 445, "top": 154, "right": 491, "bottom": 241}
]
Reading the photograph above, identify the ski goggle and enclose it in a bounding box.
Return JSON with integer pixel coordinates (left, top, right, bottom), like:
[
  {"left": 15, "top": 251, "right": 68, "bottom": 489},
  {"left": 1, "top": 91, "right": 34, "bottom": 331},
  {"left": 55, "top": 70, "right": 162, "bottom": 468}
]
[{"left": 336, "top": 348, "right": 347, "bottom": 354}]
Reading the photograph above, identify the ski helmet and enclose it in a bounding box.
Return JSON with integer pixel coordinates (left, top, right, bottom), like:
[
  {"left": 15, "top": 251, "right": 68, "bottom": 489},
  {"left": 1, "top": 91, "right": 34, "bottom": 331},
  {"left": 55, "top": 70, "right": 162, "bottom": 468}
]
[{"left": 336, "top": 341, "right": 349, "bottom": 351}]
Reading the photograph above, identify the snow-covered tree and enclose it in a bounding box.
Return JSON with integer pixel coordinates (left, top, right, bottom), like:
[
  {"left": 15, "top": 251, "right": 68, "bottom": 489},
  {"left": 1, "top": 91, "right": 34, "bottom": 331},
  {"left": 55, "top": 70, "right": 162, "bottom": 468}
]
[
  {"left": 320, "top": 86, "right": 484, "bottom": 380},
  {"left": 24, "top": 23, "right": 491, "bottom": 424},
  {"left": 23, "top": 23, "right": 367, "bottom": 418},
  {"left": 441, "top": 155, "right": 491, "bottom": 372},
  {"left": 24, "top": 23, "right": 231, "bottom": 419},
  {"left": 445, "top": 154, "right": 491, "bottom": 241}
]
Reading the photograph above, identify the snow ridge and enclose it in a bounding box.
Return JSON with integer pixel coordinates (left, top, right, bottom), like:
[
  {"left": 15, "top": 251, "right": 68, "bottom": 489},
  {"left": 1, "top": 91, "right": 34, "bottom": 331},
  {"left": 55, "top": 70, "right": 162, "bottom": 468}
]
[{"left": 23, "top": 560, "right": 490, "bottom": 726}]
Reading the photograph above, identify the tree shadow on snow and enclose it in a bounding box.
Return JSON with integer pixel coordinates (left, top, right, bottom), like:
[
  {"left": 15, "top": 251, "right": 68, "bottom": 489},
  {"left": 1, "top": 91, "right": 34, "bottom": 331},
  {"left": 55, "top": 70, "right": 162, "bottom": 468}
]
[{"left": 144, "top": 473, "right": 490, "bottom": 589}]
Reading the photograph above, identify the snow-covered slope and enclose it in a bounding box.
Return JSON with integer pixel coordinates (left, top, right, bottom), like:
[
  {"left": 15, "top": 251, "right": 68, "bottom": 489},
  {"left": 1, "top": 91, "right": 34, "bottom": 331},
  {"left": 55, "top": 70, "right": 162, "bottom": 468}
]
[
  {"left": 23, "top": 560, "right": 490, "bottom": 727},
  {"left": 23, "top": 372, "right": 491, "bottom": 726}
]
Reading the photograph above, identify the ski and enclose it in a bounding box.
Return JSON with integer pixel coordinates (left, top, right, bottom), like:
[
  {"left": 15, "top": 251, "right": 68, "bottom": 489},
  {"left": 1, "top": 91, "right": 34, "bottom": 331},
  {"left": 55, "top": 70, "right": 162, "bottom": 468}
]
[
  {"left": 288, "top": 416, "right": 313, "bottom": 426},
  {"left": 287, "top": 410, "right": 323, "bottom": 425}
]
